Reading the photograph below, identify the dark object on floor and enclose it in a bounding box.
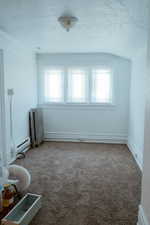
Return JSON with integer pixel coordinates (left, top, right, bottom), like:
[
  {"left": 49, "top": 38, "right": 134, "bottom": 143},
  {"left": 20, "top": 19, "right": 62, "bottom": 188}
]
[
  {"left": 15, "top": 142, "right": 141, "bottom": 225},
  {"left": 16, "top": 152, "right": 26, "bottom": 160},
  {"left": 11, "top": 184, "right": 22, "bottom": 199},
  {"left": 29, "top": 108, "right": 44, "bottom": 148}
]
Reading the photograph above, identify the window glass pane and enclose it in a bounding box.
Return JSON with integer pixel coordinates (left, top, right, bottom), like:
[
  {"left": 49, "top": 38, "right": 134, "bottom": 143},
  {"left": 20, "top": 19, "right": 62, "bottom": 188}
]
[
  {"left": 44, "top": 70, "right": 64, "bottom": 102},
  {"left": 92, "top": 69, "right": 112, "bottom": 103},
  {"left": 67, "top": 69, "right": 87, "bottom": 103}
]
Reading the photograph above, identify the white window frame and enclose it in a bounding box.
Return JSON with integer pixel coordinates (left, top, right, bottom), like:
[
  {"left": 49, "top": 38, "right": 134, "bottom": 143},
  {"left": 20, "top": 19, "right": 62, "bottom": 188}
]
[
  {"left": 44, "top": 68, "right": 65, "bottom": 103},
  {"left": 39, "top": 66, "right": 65, "bottom": 104},
  {"left": 38, "top": 66, "right": 116, "bottom": 108},
  {"left": 66, "top": 67, "right": 89, "bottom": 104},
  {"left": 90, "top": 67, "right": 114, "bottom": 105}
]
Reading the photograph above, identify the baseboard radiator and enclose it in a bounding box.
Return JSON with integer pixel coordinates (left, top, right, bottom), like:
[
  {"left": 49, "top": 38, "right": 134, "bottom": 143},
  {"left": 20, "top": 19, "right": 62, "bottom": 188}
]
[
  {"left": 16, "top": 137, "right": 30, "bottom": 153},
  {"left": 29, "top": 108, "right": 44, "bottom": 148}
]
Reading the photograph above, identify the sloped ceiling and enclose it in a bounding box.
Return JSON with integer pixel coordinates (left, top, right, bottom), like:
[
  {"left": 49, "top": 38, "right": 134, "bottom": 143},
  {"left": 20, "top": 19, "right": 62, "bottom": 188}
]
[{"left": 0, "top": 0, "right": 149, "bottom": 58}]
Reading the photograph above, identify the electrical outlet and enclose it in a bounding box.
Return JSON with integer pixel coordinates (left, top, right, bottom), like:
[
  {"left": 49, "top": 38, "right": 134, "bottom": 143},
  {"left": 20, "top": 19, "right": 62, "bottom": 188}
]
[{"left": 7, "top": 88, "right": 14, "bottom": 96}]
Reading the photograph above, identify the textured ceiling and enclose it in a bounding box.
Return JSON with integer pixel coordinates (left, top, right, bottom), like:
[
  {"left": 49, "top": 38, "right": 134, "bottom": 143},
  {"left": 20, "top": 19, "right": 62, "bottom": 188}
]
[{"left": 0, "top": 0, "right": 149, "bottom": 58}]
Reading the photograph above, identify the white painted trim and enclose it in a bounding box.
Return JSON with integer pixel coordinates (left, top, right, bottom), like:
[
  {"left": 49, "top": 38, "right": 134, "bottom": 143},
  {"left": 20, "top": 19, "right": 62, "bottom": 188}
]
[
  {"left": 138, "top": 205, "right": 150, "bottom": 225},
  {"left": 0, "top": 50, "right": 7, "bottom": 167},
  {"left": 37, "top": 56, "right": 118, "bottom": 107},
  {"left": 16, "top": 137, "right": 31, "bottom": 153},
  {"left": 9, "top": 137, "right": 31, "bottom": 164},
  {"left": 38, "top": 103, "right": 116, "bottom": 111},
  {"left": 127, "top": 141, "right": 143, "bottom": 171},
  {"left": 44, "top": 132, "right": 127, "bottom": 144}
]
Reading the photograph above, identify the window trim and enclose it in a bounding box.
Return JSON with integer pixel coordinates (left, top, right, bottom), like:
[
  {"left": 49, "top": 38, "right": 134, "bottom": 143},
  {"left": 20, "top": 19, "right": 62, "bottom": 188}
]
[
  {"left": 44, "top": 68, "right": 65, "bottom": 103},
  {"left": 39, "top": 66, "right": 116, "bottom": 108},
  {"left": 66, "top": 67, "right": 89, "bottom": 103},
  {"left": 91, "top": 67, "right": 114, "bottom": 104},
  {"left": 39, "top": 66, "right": 65, "bottom": 104},
  {"left": 38, "top": 102, "right": 116, "bottom": 111}
]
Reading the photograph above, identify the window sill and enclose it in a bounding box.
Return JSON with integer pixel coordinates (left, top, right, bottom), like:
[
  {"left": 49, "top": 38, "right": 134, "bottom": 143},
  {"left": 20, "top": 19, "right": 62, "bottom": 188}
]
[{"left": 38, "top": 103, "right": 116, "bottom": 110}]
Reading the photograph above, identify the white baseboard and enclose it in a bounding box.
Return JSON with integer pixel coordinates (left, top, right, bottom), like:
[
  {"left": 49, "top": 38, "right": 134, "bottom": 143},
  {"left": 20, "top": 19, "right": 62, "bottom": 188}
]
[
  {"left": 8, "top": 137, "right": 31, "bottom": 164},
  {"left": 8, "top": 145, "right": 31, "bottom": 164},
  {"left": 44, "top": 132, "right": 127, "bottom": 144},
  {"left": 127, "top": 141, "right": 143, "bottom": 171},
  {"left": 16, "top": 137, "right": 31, "bottom": 153},
  {"left": 138, "top": 205, "right": 150, "bottom": 225}
]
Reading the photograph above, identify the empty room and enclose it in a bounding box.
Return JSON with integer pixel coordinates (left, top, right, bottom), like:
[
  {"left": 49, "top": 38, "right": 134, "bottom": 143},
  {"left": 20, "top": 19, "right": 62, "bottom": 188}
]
[{"left": 0, "top": 1, "right": 150, "bottom": 225}]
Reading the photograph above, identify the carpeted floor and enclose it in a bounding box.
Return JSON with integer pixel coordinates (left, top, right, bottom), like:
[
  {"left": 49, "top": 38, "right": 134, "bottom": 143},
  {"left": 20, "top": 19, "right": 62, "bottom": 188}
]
[{"left": 16, "top": 142, "right": 141, "bottom": 225}]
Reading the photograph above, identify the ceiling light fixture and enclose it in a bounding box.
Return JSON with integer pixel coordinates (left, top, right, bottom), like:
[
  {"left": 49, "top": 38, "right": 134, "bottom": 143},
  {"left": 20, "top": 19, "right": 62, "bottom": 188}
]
[{"left": 58, "top": 16, "right": 78, "bottom": 32}]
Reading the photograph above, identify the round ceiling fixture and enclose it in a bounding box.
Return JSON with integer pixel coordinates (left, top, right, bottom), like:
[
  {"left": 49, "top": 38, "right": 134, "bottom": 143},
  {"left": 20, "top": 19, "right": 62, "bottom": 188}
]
[{"left": 58, "top": 16, "right": 78, "bottom": 32}]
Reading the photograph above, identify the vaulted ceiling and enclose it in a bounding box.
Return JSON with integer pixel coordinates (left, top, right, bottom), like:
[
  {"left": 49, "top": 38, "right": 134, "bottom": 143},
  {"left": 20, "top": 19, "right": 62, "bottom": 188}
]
[{"left": 0, "top": 0, "right": 149, "bottom": 58}]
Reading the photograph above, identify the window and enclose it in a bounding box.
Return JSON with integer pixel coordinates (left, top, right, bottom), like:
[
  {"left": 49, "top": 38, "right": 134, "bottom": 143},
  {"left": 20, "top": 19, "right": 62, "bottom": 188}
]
[
  {"left": 67, "top": 69, "right": 88, "bottom": 103},
  {"left": 44, "top": 69, "right": 64, "bottom": 102},
  {"left": 91, "top": 69, "right": 112, "bottom": 103},
  {"left": 43, "top": 67, "right": 113, "bottom": 105}
]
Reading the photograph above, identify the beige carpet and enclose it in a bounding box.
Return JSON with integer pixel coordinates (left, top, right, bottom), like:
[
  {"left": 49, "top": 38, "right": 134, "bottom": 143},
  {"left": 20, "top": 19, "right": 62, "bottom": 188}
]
[{"left": 16, "top": 142, "right": 141, "bottom": 225}]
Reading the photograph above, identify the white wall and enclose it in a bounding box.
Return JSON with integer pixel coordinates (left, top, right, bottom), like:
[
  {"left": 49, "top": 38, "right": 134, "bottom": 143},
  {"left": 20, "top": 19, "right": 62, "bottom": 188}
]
[
  {"left": 0, "top": 32, "right": 37, "bottom": 163},
  {"left": 0, "top": 50, "right": 7, "bottom": 169},
  {"left": 128, "top": 48, "right": 147, "bottom": 169},
  {"left": 4, "top": 48, "right": 37, "bottom": 147},
  {"left": 37, "top": 53, "right": 131, "bottom": 143},
  {"left": 138, "top": 19, "right": 150, "bottom": 225}
]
